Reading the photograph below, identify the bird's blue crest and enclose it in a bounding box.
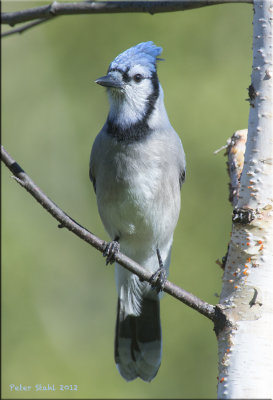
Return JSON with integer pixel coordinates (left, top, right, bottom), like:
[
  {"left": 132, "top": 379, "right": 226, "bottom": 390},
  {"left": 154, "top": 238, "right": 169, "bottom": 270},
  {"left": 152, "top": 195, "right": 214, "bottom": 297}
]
[{"left": 109, "top": 41, "right": 163, "bottom": 74}]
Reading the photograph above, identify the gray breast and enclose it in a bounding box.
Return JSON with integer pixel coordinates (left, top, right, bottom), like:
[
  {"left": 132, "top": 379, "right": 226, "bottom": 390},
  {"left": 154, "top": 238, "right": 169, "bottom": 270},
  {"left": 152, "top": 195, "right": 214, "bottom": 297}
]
[{"left": 92, "top": 129, "right": 183, "bottom": 244}]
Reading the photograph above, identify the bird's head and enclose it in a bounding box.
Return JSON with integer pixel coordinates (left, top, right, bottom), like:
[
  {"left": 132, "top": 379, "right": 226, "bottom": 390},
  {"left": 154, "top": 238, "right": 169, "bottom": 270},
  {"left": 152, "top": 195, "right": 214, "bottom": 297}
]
[{"left": 96, "top": 42, "right": 163, "bottom": 129}]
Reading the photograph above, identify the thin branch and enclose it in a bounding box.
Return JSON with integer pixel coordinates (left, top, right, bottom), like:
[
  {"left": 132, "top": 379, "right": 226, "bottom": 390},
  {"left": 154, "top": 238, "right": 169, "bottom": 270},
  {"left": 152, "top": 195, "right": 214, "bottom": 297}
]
[
  {"left": 1, "top": 0, "right": 252, "bottom": 27},
  {"left": 1, "top": 19, "right": 49, "bottom": 38},
  {"left": 1, "top": 144, "right": 219, "bottom": 323}
]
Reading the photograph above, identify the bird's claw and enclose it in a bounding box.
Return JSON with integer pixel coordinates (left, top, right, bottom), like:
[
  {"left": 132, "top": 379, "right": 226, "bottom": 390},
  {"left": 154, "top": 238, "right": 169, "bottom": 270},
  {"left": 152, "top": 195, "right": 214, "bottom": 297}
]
[
  {"left": 103, "top": 240, "right": 120, "bottom": 265},
  {"left": 149, "top": 248, "right": 167, "bottom": 293},
  {"left": 149, "top": 267, "right": 167, "bottom": 293}
]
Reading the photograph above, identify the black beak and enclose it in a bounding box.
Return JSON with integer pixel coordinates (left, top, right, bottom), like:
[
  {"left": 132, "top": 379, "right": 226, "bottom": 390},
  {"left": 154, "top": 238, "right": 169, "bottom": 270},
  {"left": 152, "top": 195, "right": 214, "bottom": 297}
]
[{"left": 95, "top": 75, "right": 123, "bottom": 89}]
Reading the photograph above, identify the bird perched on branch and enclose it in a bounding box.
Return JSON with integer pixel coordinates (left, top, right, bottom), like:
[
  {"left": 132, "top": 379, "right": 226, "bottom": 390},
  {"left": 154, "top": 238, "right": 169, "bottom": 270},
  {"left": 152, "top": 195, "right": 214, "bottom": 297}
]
[{"left": 90, "top": 41, "right": 186, "bottom": 382}]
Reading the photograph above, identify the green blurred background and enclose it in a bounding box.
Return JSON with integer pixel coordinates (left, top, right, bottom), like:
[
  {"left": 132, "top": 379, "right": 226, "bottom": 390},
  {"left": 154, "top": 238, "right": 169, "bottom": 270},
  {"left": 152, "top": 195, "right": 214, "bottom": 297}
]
[{"left": 2, "top": 2, "right": 252, "bottom": 398}]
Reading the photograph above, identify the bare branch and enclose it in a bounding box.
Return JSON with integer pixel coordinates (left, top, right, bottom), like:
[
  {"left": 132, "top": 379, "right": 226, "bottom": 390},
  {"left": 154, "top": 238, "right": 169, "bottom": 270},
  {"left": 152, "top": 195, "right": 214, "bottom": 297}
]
[
  {"left": 1, "top": 0, "right": 252, "bottom": 27},
  {"left": 1, "top": 144, "right": 220, "bottom": 324},
  {"left": 1, "top": 19, "right": 49, "bottom": 38}
]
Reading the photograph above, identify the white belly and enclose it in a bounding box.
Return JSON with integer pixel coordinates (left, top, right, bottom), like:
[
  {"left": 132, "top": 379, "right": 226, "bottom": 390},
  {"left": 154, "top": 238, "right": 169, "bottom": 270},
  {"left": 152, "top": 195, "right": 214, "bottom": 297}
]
[
  {"left": 91, "top": 128, "right": 184, "bottom": 316},
  {"left": 92, "top": 129, "right": 183, "bottom": 264},
  {"left": 97, "top": 163, "right": 179, "bottom": 263}
]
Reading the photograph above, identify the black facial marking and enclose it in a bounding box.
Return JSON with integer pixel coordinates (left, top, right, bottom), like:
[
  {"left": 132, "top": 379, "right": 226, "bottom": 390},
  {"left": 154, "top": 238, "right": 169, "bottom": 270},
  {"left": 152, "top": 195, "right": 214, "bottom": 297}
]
[
  {"left": 107, "top": 71, "right": 160, "bottom": 143},
  {"left": 145, "top": 72, "right": 159, "bottom": 121},
  {"left": 122, "top": 70, "right": 130, "bottom": 83},
  {"left": 108, "top": 67, "right": 130, "bottom": 83}
]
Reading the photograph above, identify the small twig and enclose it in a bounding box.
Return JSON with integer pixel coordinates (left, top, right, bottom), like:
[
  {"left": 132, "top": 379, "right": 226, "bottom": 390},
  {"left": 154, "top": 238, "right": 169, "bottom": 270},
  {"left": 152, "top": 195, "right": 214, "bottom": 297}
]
[
  {"left": 1, "top": 144, "right": 220, "bottom": 323},
  {"left": 1, "top": 18, "right": 49, "bottom": 38},
  {"left": 1, "top": 0, "right": 252, "bottom": 27},
  {"left": 213, "top": 141, "right": 231, "bottom": 155}
]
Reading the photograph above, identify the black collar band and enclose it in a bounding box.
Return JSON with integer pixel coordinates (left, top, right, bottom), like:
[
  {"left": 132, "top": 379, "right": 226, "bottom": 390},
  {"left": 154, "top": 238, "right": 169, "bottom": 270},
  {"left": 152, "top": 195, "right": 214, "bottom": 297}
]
[{"left": 106, "top": 71, "right": 159, "bottom": 143}]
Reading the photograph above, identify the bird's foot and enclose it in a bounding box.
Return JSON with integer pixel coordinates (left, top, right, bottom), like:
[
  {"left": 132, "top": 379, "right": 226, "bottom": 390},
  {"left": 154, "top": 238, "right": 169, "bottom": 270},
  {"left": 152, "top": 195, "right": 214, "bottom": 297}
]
[
  {"left": 103, "top": 238, "right": 120, "bottom": 265},
  {"left": 149, "top": 248, "right": 167, "bottom": 293}
]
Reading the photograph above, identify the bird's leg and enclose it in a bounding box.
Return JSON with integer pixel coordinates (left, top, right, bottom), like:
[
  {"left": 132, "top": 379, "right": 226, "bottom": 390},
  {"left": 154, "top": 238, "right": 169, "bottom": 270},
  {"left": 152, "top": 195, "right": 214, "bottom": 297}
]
[
  {"left": 149, "top": 248, "right": 167, "bottom": 293},
  {"left": 103, "top": 236, "right": 120, "bottom": 265}
]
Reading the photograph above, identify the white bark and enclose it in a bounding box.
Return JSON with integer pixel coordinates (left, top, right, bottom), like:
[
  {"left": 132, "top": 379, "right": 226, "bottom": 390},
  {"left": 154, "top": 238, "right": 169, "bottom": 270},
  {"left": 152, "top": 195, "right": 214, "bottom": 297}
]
[{"left": 217, "top": 0, "right": 273, "bottom": 397}]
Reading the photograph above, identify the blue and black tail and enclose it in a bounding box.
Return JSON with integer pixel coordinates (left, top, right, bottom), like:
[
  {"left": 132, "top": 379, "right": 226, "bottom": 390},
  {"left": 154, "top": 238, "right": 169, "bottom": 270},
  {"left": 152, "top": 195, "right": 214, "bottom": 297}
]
[{"left": 114, "top": 297, "right": 162, "bottom": 382}]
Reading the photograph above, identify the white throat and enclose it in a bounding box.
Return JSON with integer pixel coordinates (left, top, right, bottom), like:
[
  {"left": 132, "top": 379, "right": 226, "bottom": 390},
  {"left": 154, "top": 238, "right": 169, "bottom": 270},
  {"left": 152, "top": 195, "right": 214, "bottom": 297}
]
[
  {"left": 107, "top": 83, "right": 170, "bottom": 130},
  {"left": 108, "top": 89, "right": 147, "bottom": 128}
]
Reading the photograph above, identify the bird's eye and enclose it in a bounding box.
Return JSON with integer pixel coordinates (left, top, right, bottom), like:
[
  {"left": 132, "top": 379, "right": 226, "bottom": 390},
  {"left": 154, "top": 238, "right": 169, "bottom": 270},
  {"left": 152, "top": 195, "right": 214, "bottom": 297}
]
[{"left": 133, "top": 74, "right": 144, "bottom": 83}]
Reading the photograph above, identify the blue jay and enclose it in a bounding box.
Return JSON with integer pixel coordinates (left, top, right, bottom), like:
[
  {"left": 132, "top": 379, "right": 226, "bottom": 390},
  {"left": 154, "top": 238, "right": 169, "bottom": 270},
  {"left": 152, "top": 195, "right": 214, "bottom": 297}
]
[{"left": 90, "top": 42, "right": 186, "bottom": 382}]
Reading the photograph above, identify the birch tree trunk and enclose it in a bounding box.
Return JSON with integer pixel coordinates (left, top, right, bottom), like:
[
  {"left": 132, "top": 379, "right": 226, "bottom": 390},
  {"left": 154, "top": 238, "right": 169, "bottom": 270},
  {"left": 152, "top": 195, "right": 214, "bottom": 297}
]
[{"left": 217, "top": 0, "right": 273, "bottom": 397}]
